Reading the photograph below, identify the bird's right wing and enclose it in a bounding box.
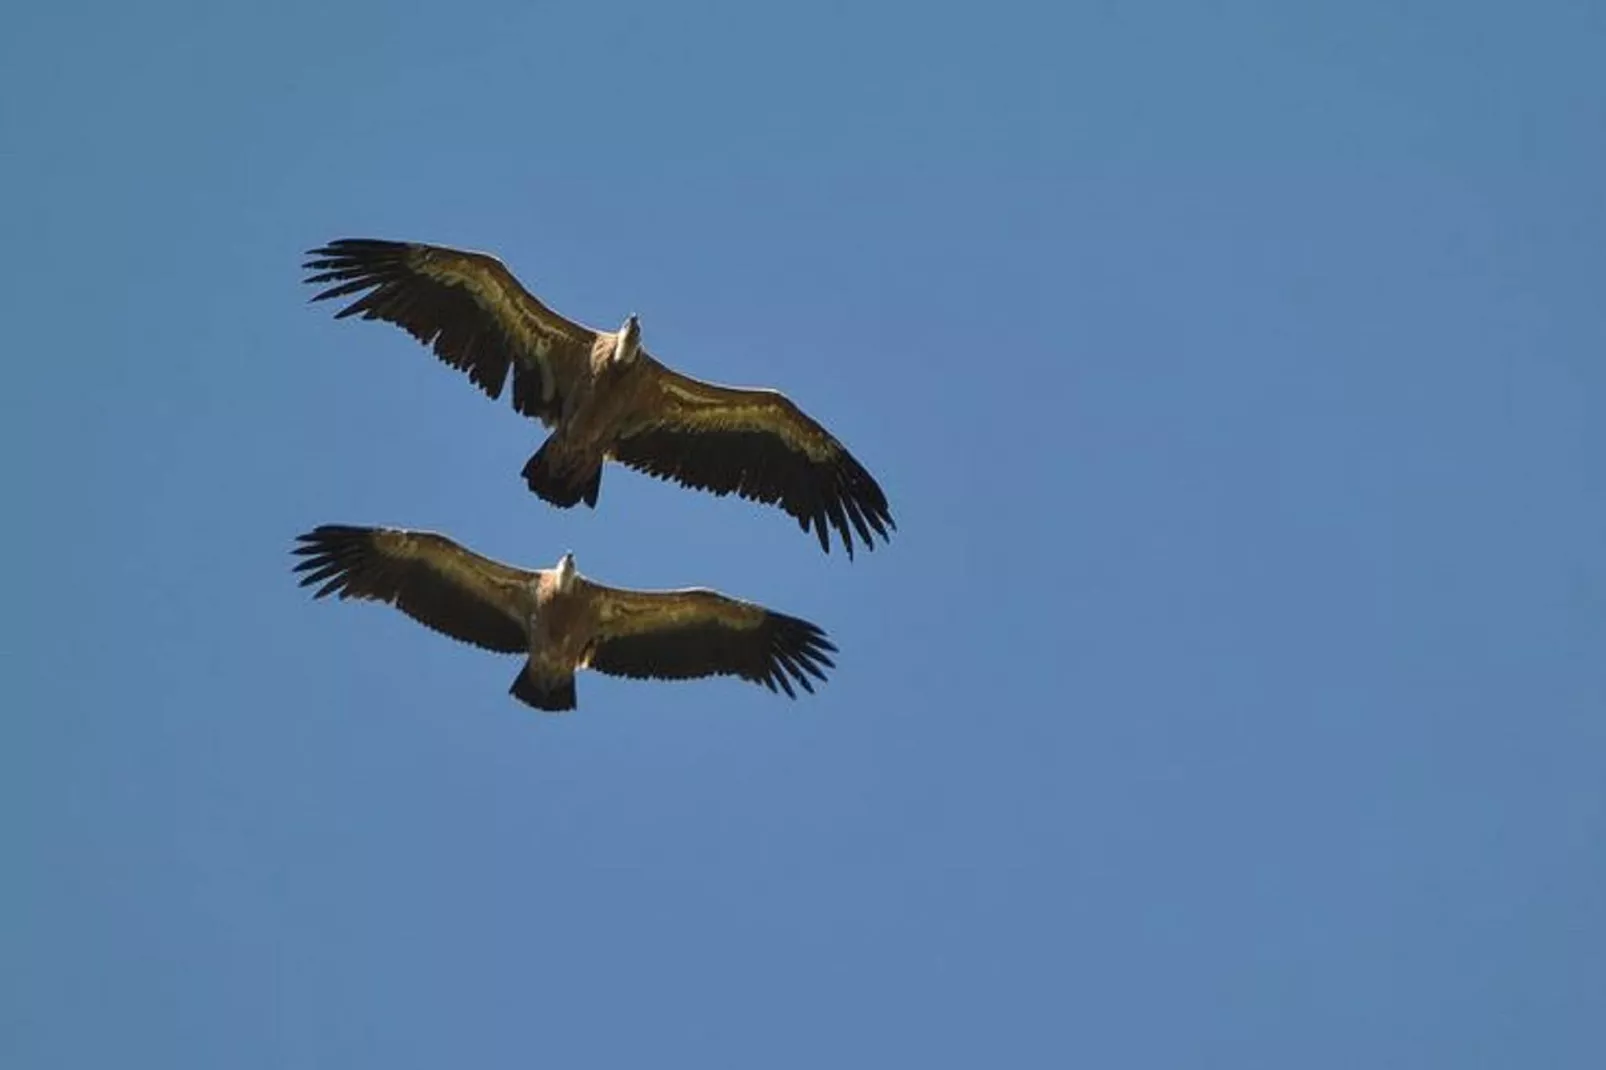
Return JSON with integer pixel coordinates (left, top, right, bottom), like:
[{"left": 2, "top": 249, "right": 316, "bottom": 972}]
[
  {"left": 302, "top": 239, "right": 601, "bottom": 426},
  {"left": 292, "top": 524, "right": 533, "bottom": 653}
]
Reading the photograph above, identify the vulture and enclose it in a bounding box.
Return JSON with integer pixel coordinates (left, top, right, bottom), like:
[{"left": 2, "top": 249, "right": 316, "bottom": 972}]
[
  {"left": 302, "top": 238, "right": 894, "bottom": 557},
  {"left": 291, "top": 524, "right": 837, "bottom": 712}
]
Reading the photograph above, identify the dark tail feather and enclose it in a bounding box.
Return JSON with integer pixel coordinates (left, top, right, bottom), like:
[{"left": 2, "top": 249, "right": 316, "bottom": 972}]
[
  {"left": 509, "top": 665, "right": 577, "bottom": 712},
  {"left": 521, "top": 442, "right": 602, "bottom": 510}
]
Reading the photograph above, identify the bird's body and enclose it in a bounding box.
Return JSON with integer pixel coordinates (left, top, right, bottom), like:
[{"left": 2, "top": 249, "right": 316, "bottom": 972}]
[
  {"left": 518, "top": 554, "right": 593, "bottom": 707},
  {"left": 523, "top": 326, "right": 653, "bottom": 509},
  {"left": 302, "top": 239, "right": 894, "bottom": 556},
  {"left": 291, "top": 525, "right": 836, "bottom": 712}
]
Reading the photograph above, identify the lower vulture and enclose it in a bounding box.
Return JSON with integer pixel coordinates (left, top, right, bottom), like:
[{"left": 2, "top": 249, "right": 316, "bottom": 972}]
[{"left": 291, "top": 524, "right": 836, "bottom": 711}]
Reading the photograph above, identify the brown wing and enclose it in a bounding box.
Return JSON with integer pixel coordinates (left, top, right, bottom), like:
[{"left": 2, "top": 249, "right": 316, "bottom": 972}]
[
  {"left": 579, "top": 580, "right": 836, "bottom": 698},
  {"left": 302, "top": 238, "right": 598, "bottom": 425},
  {"left": 291, "top": 524, "right": 532, "bottom": 653},
  {"left": 611, "top": 358, "right": 895, "bottom": 557}
]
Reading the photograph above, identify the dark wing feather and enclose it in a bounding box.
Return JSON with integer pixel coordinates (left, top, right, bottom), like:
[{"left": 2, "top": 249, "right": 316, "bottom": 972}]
[
  {"left": 291, "top": 524, "right": 531, "bottom": 653},
  {"left": 581, "top": 583, "right": 837, "bottom": 698},
  {"left": 612, "top": 359, "right": 895, "bottom": 558},
  {"left": 302, "top": 238, "right": 597, "bottom": 425}
]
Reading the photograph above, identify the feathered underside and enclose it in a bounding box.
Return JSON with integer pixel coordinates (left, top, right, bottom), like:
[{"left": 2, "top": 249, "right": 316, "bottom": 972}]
[
  {"left": 614, "top": 362, "right": 896, "bottom": 557},
  {"left": 584, "top": 584, "right": 838, "bottom": 698},
  {"left": 300, "top": 238, "right": 896, "bottom": 556},
  {"left": 291, "top": 526, "right": 839, "bottom": 704},
  {"left": 301, "top": 238, "right": 595, "bottom": 426},
  {"left": 291, "top": 524, "right": 531, "bottom": 653}
]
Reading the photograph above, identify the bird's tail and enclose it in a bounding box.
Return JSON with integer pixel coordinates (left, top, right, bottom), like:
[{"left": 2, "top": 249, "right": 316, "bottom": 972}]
[
  {"left": 509, "top": 663, "right": 577, "bottom": 712},
  {"left": 521, "top": 441, "right": 602, "bottom": 509}
]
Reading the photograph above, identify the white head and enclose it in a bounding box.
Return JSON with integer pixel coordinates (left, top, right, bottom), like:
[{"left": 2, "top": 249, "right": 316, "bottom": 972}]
[
  {"left": 555, "top": 551, "right": 577, "bottom": 592},
  {"left": 612, "top": 313, "right": 642, "bottom": 364}
]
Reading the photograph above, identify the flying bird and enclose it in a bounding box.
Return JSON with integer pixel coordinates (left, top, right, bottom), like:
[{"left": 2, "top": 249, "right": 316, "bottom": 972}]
[
  {"left": 302, "top": 238, "right": 895, "bottom": 557},
  {"left": 291, "top": 524, "right": 837, "bottom": 712}
]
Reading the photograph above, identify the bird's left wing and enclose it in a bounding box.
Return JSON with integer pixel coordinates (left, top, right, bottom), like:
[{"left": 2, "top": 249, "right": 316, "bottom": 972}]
[
  {"left": 611, "top": 357, "right": 895, "bottom": 557},
  {"left": 578, "top": 580, "right": 836, "bottom": 697}
]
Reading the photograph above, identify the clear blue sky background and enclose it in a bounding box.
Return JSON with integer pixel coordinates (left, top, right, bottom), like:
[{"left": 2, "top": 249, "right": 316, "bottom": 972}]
[{"left": 4, "top": 1, "right": 1603, "bottom": 1066}]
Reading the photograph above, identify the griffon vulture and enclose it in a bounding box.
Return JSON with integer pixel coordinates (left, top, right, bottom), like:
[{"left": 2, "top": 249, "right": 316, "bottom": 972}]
[
  {"left": 302, "top": 239, "right": 895, "bottom": 557},
  {"left": 291, "top": 524, "right": 837, "bottom": 711}
]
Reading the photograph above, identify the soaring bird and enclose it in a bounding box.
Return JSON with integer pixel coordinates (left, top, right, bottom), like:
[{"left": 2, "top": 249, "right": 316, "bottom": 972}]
[
  {"left": 291, "top": 524, "right": 837, "bottom": 712},
  {"left": 302, "top": 238, "right": 895, "bottom": 557}
]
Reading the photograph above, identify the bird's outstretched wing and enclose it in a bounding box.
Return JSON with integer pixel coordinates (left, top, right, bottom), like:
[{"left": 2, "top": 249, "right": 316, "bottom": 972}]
[
  {"left": 292, "top": 524, "right": 532, "bottom": 653},
  {"left": 579, "top": 580, "right": 836, "bottom": 697},
  {"left": 302, "top": 239, "right": 600, "bottom": 425},
  {"left": 612, "top": 358, "right": 895, "bottom": 557}
]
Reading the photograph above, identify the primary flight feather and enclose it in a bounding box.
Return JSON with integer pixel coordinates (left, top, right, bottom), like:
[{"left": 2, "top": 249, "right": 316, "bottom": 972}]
[{"left": 302, "top": 238, "right": 895, "bottom": 557}]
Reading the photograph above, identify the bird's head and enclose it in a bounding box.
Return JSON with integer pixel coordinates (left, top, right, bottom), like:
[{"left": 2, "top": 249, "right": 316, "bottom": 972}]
[
  {"left": 613, "top": 313, "right": 642, "bottom": 363},
  {"left": 555, "top": 551, "right": 577, "bottom": 591}
]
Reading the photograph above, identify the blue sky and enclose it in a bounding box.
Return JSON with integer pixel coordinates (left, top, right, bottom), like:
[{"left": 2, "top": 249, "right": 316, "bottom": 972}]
[{"left": 4, "top": 0, "right": 1604, "bottom": 1065}]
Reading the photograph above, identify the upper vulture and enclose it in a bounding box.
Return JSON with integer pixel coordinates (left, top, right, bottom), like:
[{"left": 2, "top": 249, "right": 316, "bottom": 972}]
[
  {"left": 291, "top": 524, "right": 837, "bottom": 712},
  {"left": 302, "top": 238, "right": 895, "bottom": 557}
]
